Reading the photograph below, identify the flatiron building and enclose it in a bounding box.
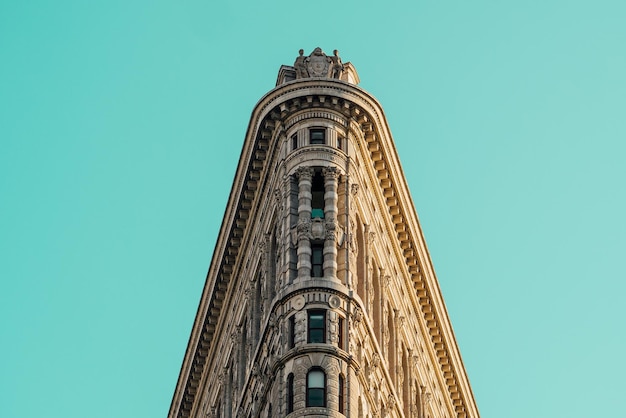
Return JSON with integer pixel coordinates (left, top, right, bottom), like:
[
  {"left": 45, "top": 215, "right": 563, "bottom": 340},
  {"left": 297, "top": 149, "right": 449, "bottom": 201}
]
[{"left": 169, "top": 48, "right": 479, "bottom": 418}]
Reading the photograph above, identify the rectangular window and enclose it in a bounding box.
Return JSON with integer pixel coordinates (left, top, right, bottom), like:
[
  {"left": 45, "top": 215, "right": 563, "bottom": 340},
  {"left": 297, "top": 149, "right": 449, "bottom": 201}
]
[
  {"left": 311, "top": 244, "right": 324, "bottom": 278},
  {"left": 310, "top": 129, "right": 325, "bottom": 144},
  {"left": 338, "top": 316, "right": 345, "bottom": 350},
  {"left": 287, "top": 374, "right": 294, "bottom": 413},
  {"left": 308, "top": 310, "right": 326, "bottom": 343},
  {"left": 291, "top": 134, "right": 298, "bottom": 150},
  {"left": 337, "top": 136, "right": 344, "bottom": 150},
  {"left": 289, "top": 315, "right": 296, "bottom": 348},
  {"left": 311, "top": 172, "right": 325, "bottom": 219},
  {"left": 338, "top": 374, "right": 344, "bottom": 413}
]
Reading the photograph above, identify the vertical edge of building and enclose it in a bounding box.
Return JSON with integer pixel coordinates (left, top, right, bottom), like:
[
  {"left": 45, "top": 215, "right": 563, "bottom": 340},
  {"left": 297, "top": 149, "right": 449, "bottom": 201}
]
[{"left": 168, "top": 48, "right": 480, "bottom": 418}]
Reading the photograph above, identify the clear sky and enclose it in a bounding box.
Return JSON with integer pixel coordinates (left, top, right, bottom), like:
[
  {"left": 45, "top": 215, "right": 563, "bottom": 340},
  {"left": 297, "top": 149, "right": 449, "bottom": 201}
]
[{"left": 1, "top": 1, "right": 625, "bottom": 417}]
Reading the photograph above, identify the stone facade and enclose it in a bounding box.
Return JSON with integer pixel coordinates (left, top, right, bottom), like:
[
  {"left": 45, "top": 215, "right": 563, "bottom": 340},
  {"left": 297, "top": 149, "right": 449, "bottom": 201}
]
[{"left": 168, "top": 48, "right": 480, "bottom": 418}]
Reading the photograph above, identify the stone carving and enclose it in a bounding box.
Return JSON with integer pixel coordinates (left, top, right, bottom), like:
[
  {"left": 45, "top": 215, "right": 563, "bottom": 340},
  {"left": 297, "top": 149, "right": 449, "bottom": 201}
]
[
  {"left": 305, "top": 47, "right": 331, "bottom": 77},
  {"left": 311, "top": 218, "right": 325, "bottom": 240},
  {"left": 367, "top": 231, "right": 376, "bottom": 249},
  {"left": 322, "top": 166, "right": 339, "bottom": 180},
  {"left": 294, "top": 49, "right": 309, "bottom": 79},
  {"left": 325, "top": 220, "right": 337, "bottom": 241},
  {"left": 371, "top": 352, "right": 381, "bottom": 368},
  {"left": 352, "top": 306, "right": 363, "bottom": 323},
  {"left": 351, "top": 183, "right": 360, "bottom": 195},
  {"left": 297, "top": 218, "right": 311, "bottom": 236},
  {"left": 295, "top": 166, "right": 314, "bottom": 181},
  {"left": 330, "top": 49, "right": 344, "bottom": 79}
]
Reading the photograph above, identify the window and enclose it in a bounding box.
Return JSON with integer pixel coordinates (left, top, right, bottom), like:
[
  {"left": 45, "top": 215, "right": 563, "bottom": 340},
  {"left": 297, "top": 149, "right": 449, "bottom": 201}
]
[
  {"left": 306, "top": 368, "right": 326, "bottom": 407},
  {"left": 311, "top": 244, "right": 324, "bottom": 278},
  {"left": 311, "top": 172, "right": 324, "bottom": 218},
  {"left": 289, "top": 315, "right": 296, "bottom": 348},
  {"left": 308, "top": 310, "right": 326, "bottom": 343},
  {"left": 291, "top": 134, "right": 298, "bottom": 151},
  {"left": 310, "top": 129, "right": 325, "bottom": 145},
  {"left": 337, "top": 136, "right": 344, "bottom": 151},
  {"left": 287, "top": 373, "right": 294, "bottom": 413},
  {"left": 338, "top": 374, "right": 345, "bottom": 414},
  {"left": 338, "top": 316, "right": 345, "bottom": 350}
]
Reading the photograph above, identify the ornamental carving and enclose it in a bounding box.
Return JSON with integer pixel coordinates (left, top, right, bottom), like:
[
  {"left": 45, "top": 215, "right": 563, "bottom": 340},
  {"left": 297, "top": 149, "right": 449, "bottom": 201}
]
[
  {"left": 352, "top": 306, "right": 363, "bottom": 323},
  {"left": 322, "top": 166, "right": 340, "bottom": 180},
  {"left": 325, "top": 220, "right": 337, "bottom": 241},
  {"left": 295, "top": 166, "right": 313, "bottom": 181},
  {"left": 293, "top": 47, "right": 344, "bottom": 79},
  {"left": 311, "top": 218, "right": 325, "bottom": 240},
  {"left": 371, "top": 352, "right": 381, "bottom": 368}
]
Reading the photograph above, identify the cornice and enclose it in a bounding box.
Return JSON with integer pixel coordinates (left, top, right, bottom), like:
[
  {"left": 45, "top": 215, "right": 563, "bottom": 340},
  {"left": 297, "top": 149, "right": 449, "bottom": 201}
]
[{"left": 169, "top": 78, "right": 479, "bottom": 418}]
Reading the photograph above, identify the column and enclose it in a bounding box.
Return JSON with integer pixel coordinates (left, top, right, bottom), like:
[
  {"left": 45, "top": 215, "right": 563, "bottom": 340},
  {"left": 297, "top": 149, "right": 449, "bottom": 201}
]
[
  {"left": 296, "top": 167, "right": 313, "bottom": 278},
  {"left": 322, "top": 166, "right": 339, "bottom": 278}
]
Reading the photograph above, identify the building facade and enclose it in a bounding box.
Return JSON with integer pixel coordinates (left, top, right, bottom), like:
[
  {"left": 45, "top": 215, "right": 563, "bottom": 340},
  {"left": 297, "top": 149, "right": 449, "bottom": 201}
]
[{"left": 168, "top": 48, "right": 479, "bottom": 418}]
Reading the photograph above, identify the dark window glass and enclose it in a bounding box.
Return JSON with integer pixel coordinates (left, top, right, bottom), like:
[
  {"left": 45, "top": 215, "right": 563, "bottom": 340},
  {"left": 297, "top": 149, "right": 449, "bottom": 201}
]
[
  {"left": 310, "top": 129, "right": 325, "bottom": 144},
  {"left": 337, "top": 136, "right": 344, "bottom": 150},
  {"left": 306, "top": 368, "right": 326, "bottom": 407},
  {"left": 289, "top": 315, "right": 296, "bottom": 348},
  {"left": 338, "top": 316, "right": 345, "bottom": 350},
  {"left": 338, "top": 374, "right": 344, "bottom": 414},
  {"left": 311, "top": 172, "right": 324, "bottom": 218},
  {"left": 292, "top": 134, "right": 298, "bottom": 150},
  {"left": 287, "top": 373, "right": 294, "bottom": 413},
  {"left": 308, "top": 310, "right": 325, "bottom": 343},
  {"left": 311, "top": 244, "right": 324, "bottom": 278}
]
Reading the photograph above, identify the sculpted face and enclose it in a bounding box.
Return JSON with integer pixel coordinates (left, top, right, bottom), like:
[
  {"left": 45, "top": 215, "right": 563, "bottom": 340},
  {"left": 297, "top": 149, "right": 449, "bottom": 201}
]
[{"left": 299, "top": 49, "right": 304, "bottom": 56}]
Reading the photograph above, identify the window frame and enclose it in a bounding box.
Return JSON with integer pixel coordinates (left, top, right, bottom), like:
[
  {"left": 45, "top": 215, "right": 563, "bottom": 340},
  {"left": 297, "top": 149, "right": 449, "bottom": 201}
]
[
  {"left": 310, "top": 128, "right": 325, "bottom": 145},
  {"left": 289, "top": 315, "right": 296, "bottom": 348},
  {"left": 338, "top": 374, "right": 345, "bottom": 414},
  {"left": 287, "top": 373, "right": 294, "bottom": 413},
  {"left": 311, "top": 243, "right": 324, "bottom": 278},
  {"left": 291, "top": 134, "right": 298, "bottom": 151},
  {"left": 306, "top": 367, "right": 326, "bottom": 407},
  {"left": 307, "top": 309, "right": 326, "bottom": 343},
  {"left": 338, "top": 316, "right": 345, "bottom": 350}
]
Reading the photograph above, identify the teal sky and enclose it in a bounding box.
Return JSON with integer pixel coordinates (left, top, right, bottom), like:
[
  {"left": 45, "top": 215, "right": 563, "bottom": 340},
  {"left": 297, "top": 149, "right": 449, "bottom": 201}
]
[{"left": 1, "top": 1, "right": 625, "bottom": 417}]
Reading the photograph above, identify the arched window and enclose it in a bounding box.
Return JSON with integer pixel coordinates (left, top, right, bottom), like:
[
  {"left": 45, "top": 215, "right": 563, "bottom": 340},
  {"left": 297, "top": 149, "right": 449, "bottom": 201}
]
[
  {"left": 338, "top": 374, "right": 345, "bottom": 414},
  {"left": 287, "top": 373, "right": 294, "bottom": 413},
  {"left": 306, "top": 368, "right": 326, "bottom": 407}
]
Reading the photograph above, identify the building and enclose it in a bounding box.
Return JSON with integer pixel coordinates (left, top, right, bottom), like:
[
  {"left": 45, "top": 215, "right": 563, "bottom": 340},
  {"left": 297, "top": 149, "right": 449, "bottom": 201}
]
[{"left": 168, "top": 48, "right": 479, "bottom": 418}]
